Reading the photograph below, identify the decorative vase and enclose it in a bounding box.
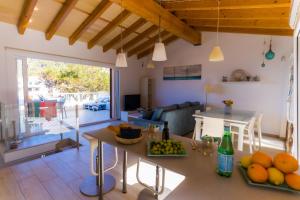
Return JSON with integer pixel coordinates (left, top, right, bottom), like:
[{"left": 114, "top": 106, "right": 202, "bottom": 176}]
[{"left": 224, "top": 105, "right": 232, "bottom": 115}]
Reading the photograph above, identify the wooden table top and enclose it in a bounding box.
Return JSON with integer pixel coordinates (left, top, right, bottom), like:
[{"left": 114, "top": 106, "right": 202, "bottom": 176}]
[{"left": 85, "top": 128, "right": 299, "bottom": 200}]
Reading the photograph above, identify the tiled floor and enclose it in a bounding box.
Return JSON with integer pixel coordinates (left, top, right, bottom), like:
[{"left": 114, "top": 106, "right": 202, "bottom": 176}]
[{"left": 0, "top": 121, "right": 286, "bottom": 200}]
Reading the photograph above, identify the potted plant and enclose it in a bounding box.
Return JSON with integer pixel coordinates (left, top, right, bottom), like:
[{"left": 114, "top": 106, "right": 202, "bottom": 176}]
[{"left": 223, "top": 99, "right": 233, "bottom": 115}]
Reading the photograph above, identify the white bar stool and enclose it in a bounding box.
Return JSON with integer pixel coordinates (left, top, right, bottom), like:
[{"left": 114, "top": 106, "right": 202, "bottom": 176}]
[
  {"left": 136, "top": 158, "right": 165, "bottom": 200},
  {"left": 80, "top": 133, "right": 118, "bottom": 197}
]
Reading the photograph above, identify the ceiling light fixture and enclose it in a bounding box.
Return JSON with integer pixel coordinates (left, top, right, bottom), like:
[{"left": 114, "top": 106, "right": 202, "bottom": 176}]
[
  {"left": 152, "top": 0, "right": 167, "bottom": 61},
  {"left": 209, "top": 0, "right": 224, "bottom": 62},
  {"left": 115, "top": 0, "right": 128, "bottom": 67}
]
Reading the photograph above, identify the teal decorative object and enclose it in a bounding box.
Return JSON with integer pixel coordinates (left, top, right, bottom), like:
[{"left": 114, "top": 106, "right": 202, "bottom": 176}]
[{"left": 265, "top": 39, "right": 275, "bottom": 60}]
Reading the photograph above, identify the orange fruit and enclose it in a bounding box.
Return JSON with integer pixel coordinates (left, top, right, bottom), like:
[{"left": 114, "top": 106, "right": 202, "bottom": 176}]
[
  {"left": 285, "top": 173, "right": 300, "bottom": 190},
  {"left": 107, "top": 125, "right": 120, "bottom": 134},
  {"left": 273, "top": 153, "right": 298, "bottom": 174},
  {"left": 251, "top": 151, "right": 272, "bottom": 168},
  {"left": 247, "top": 163, "right": 268, "bottom": 183}
]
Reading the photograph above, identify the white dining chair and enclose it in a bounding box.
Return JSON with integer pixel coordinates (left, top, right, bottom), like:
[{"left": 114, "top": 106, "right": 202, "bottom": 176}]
[
  {"left": 256, "top": 114, "right": 263, "bottom": 149},
  {"left": 202, "top": 117, "right": 224, "bottom": 138},
  {"left": 245, "top": 113, "right": 263, "bottom": 150},
  {"left": 246, "top": 117, "right": 256, "bottom": 153},
  {"left": 193, "top": 117, "right": 224, "bottom": 140}
]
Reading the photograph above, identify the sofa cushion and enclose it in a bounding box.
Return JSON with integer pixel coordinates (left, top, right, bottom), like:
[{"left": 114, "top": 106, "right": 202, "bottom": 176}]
[
  {"left": 163, "top": 104, "right": 178, "bottom": 111},
  {"left": 185, "top": 101, "right": 192, "bottom": 105},
  {"left": 191, "top": 101, "right": 200, "bottom": 106},
  {"left": 178, "top": 102, "right": 190, "bottom": 108},
  {"left": 151, "top": 108, "right": 164, "bottom": 121}
]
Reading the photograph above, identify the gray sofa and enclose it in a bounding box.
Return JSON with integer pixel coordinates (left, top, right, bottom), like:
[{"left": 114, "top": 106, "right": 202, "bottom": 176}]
[{"left": 130, "top": 102, "right": 204, "bottom": 136}]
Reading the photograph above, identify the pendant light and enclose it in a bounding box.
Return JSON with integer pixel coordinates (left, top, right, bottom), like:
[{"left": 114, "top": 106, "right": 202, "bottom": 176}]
[
  {"left": 115, "top": 0, "right": 128, "bottom": 67},
  {"left": 209, "top": 0, "right": 224, "bottom": 62},
  {"left": 152, "top": 0, "right": 167, "bottom": 61},
  {"left": 265, "top": 38, "right": 275, "bottom": 60}
]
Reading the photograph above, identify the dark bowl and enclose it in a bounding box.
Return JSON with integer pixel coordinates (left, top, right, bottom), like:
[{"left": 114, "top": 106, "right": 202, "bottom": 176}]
[{"left": 120, "top": 127, "right": 141, "bottom": 139}]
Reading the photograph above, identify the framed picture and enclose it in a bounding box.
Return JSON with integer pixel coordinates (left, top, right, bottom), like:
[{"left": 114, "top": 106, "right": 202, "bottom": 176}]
[{"left": 163, "top": 64, "right": 202, "bottom": 80}]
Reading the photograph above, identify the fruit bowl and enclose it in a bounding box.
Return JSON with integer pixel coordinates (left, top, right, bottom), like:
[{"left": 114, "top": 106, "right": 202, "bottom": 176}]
[
  {"left": 239, "top": 166, "right": 300, "bottom": 194},
  {"left": 147, "top": 140, "right": 187, "bottom": 157},
  {"left": 114, "top": 133, "right": 144, "bottom": 145}
]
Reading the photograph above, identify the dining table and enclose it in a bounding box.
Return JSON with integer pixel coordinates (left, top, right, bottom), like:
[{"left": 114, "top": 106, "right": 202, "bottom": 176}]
[
  {"left": 193, "top": 108, "right": 256, "bottom": 151},
  {"left": 85, "top": 127, "right": 299, "bottom": 200}
]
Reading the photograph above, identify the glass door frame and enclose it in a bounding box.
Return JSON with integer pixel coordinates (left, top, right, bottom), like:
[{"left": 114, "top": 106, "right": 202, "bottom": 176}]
[
  {"left": 294, "top": 23, "right": 300, "bottom": 161},
  {"left": 5, "top": 48, "right": 118, "bottom": 126}
]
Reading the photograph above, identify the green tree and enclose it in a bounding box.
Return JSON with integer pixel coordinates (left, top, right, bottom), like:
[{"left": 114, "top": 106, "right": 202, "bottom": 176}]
[{"left": 27, "top": 59, "right": 110, "bottom": 93}]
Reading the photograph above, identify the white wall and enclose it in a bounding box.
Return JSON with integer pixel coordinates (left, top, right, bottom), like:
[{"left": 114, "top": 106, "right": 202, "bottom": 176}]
[
  {"left": 0, "top": 22, "right": 146, "bottom": 111},
  {"left": 147, "top": 32, "right": 293, "bottom": 136}
]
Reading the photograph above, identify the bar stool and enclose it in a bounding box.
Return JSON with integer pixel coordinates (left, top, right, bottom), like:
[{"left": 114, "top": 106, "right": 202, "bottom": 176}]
[
  {"left": 136, "top": 158, "right": 165, "bottom": 199},
  {"left": 80, "top": 134, "right": 118, "bottom": 197}
]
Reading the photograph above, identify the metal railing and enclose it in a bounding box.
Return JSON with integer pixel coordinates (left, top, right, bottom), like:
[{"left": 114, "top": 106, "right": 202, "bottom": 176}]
[
  {"left": 1, "top": 102, "right": 80, "bottom": 151},
  {"left": 49, "top": 91, "right": 109, "bottom": 106}
]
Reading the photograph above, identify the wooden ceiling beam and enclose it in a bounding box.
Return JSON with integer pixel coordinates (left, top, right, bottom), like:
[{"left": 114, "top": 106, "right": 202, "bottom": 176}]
[
  {"left": 187, "top": 19, "right": 291, "bottom": 29},
  {"left": 69, "top": 0, "right": 112, "bottom": 45},
  {"left": 17, "top": 0, "right": 38, "bottom": 34},
  {"left": 108, "top": 0, "right": 201, "bottom": 45},
  {"left": 175, "top": 8, "right": 290, "bottom": 20},
  {"left": 117, "top": 25, "right": 158, "bottom": 53},
  {"left": 102, "top": 18, "right": 146, "bottom": 52},
  {"left": 137, "top": 35, "right": 178, "bottom": 59},
  {"left": 127, "top": 31, "right": 169, "bottom": 57},
  {"left": 46, "top": 0, "right": 78, "bottom": 40},
  {"left": 88, "top": 10, "right": 130, "bottom": 49},
  {"left": 163, "top": 0, "right": 291, "bottom": 11},
  {"left": 194, "top": 26, "right": 293, "bottom": 36}
]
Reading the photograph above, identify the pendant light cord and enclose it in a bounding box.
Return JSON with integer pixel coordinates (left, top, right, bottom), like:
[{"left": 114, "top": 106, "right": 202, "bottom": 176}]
[
  {"left": 120, "top": 0, "right": 124, "bottom": 52},
  {"left": 158, "top": 16, "right": 161, "bottom": 42},
  {"left": 217, "top": 0, "right": 220, "bottom": 44},
  {"left": 158, "top": 0, "right": 162, "bottom": 42}
]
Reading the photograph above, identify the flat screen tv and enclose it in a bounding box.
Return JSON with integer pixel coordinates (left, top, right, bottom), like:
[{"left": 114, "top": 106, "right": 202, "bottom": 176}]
[{"left": 124, "top": 94, "right": 140, "bottom": 111}]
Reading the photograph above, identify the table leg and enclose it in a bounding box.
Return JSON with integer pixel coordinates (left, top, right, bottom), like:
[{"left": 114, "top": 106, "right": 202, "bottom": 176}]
[
  {"left": 98, "top": 140, "right": 104, "bottom": 200},
  {"left": 75, "top": 104, "right": 79, "bottom": 150},
  {"left": 194, "top": 118, "right": 202, "bottom": 140},
  {"left": 154, "top": 165, "right": 160, "bottom": 199},
  {"left": 122, "top": 150, "right": 127, "bottom": 193},
  {"left": 237, "top": 124, "right": 246, "bottom": 151}
]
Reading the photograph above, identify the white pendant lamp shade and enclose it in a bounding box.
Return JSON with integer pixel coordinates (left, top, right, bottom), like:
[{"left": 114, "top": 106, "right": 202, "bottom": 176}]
[
  {"left": 209, "top": 0, "right": 224, "bottom": 62},
  {"left": 152, "top": 41, "right": 167, "bottom": 61},
  {"left": 115, "top": 51, "right": 128, "bottom": 67},
  {"left": 209, "top": 46, "right": 224, "bottom": 62},
  {"left": 115, "top": 0, "right": 127, "bottom": 68}
]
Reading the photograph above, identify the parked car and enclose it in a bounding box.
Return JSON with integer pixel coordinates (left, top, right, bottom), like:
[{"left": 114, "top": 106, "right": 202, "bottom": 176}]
[{"left": 83, "top": 97, "right": 110, "bottom": 111}]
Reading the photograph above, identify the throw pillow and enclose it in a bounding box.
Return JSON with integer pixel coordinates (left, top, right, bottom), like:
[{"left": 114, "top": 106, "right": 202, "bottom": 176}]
[
  {"left": 142, "top": 110, "right": 153, "bottom": 120},
  {"left": 151, "top": 108, "right": 164, "bottom": 121}
]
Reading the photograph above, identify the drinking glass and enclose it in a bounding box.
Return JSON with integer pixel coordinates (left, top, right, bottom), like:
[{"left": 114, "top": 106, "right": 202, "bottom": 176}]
[
  {"left": 201, "top": 136, "right": 215, "bottom": 156},
  {"left": 147, "top": 124, "right": 159, "bottom": 140}
]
